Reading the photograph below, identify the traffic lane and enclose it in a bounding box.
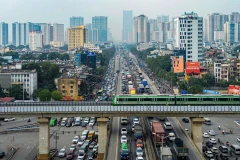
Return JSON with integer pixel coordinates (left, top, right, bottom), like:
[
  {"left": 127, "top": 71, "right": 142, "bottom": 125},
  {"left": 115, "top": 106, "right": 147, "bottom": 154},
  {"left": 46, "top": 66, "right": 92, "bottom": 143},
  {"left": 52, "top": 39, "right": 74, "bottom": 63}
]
[
  {"left": 168, "top": 117, "right": 201, "bottom": 160},
  {"left": 3, "top": 132, "right": 39, "bottom": 160},
  {"left": 0, "top": 117, "right": 37, "bottom": 132}
]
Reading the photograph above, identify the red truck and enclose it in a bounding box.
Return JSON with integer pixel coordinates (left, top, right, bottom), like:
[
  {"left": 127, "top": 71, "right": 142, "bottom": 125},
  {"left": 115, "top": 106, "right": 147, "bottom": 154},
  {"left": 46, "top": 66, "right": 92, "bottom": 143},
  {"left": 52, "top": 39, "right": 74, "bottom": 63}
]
[{"left": 151, "top": 121, "right": 165, "bottom": 146}]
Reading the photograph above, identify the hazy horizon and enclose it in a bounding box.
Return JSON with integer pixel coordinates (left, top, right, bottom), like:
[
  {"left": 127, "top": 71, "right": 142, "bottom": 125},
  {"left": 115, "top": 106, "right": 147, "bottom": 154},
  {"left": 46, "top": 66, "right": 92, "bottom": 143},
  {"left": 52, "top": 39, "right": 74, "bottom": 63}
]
[{"left": 1, "top": 0, "right": 240, "bottom": 41}]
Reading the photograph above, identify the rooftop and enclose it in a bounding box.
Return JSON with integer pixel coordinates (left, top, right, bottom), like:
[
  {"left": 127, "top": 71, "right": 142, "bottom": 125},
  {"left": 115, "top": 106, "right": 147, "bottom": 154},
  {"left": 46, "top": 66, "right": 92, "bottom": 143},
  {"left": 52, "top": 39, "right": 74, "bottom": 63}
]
[{"left": 0, "top": 69, "right": 36, "bottom": 73}]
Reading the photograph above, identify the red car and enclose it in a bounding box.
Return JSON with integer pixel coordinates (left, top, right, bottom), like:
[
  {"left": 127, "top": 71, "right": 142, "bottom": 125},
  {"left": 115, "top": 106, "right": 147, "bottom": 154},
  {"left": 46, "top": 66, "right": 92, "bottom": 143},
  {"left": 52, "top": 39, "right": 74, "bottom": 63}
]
[
  {"left": 136, "top": 139, "right": 143, "bottom": 148},
  {"left": 66, "top": 150, "right": 74, "bottom": 160}
]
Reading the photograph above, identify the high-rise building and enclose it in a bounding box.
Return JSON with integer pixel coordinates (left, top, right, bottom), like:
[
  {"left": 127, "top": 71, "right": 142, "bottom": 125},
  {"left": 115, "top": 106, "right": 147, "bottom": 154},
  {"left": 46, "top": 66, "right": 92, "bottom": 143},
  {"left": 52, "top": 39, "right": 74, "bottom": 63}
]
[
  {"left": 157, "top": 15, "right": 169, "bottom": 23},
  {"left": 122, "top": 10, "right": 133, "bottom": 43},
  {"left": 85, "top": 23, "right": 92, "bottom": 42},
  {"left": 52, "top": 23, "right": 64, "bottom": 46},
  {"left": 92, "top": 16, "right": 108, "bottom": 42},
  {"left": 229, "top": 12, "right": 240, "bottom": 23},
  {"left": 148, "top": 19, "right": 158, "bottom": 41},
  {"left": 174, "top": 12, "right": 203, "bottom": 65},
  {"left": 50, "top": 25, "right": 53, "bottom": 41},
  {"left": 107, "top": 28, "right": 112, "bottom": 41},
  {"left": 68, "top": 26, "right": 88, "bottom": 50},
  {"left": 0, "top": 22, "right": 8, "bottom": 46},
  {"left": 224, "top": 22, "right": 240, "bottom": 45},
  {"left": 137, "top": 15, "right": 148, "bottom": 43},
  {"left": 40, "top": 23, "right": 51, "bottom": 45},
  {"left": 29, "top": 31, "right": 43, "bottom": 50},
  {"left": 207, "top": 13, "right": 228, "bottom": 42},
  {"left": 132, "top": 17, "right": 138, "bottom": 43},
  {"left": 70, "top": 16, "right": 84, "bottom": 28}
]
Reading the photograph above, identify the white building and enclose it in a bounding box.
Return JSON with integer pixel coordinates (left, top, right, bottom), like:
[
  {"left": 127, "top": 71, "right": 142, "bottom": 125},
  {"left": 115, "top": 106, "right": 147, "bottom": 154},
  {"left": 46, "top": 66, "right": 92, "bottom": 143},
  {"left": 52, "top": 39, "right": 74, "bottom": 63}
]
[
  {"left": 214, "top": 30, "right": 224, "bottom": 41},
  {"left": 0, "top": 69, "right": 37, "bottom": 99},
  {"left": 132, "top": 17, "right": 138, "bottom": 43},
  {"left": 29, "top": 31, "right": 43, "bottom": 51},
  {"left": 174, "top": 12, "right": 203, "bottom": 65},
  {"left": 40, "top": 23, "right": 51, "bottom": 45},
  {"left": 84, "top": 43, "right": 102, "bottom": 53},
  {"left": 224, "top": 22, "right": 240, "bottom": 45},
  {"left": 213, "top": 62, "right": 229, "bottom": 82},
  {"left": 53, "top": 23, "right": 64, "bottom": 46}
]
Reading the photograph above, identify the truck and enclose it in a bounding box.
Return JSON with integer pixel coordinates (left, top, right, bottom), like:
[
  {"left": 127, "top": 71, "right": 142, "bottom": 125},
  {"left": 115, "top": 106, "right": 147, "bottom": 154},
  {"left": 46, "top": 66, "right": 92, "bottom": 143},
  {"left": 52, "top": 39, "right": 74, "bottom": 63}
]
[
  {"left": 129, "top": 88, "right": 136, "bottom": 95},
  {"left": 151, "top": 121, "right": 165, "bottom": 146},
  {"left": 160, "top": 147, "right": 173, "bottom": 160},
  {"left": 142, "top": 79, "right": 148, "bottom": 87},
  {"left": 173, "top": 138, "right": 189, "bottom": 159},
  {"left": 134, "top": 124, "right": 143, "bottom": 140}
]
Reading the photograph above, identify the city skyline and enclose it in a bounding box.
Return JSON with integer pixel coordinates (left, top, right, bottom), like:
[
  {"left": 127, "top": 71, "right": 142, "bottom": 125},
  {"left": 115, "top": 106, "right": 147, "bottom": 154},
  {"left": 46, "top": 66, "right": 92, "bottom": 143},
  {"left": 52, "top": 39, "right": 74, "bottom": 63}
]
[{"left": 0, "top": 0, "right": 239, "bottom": 41}]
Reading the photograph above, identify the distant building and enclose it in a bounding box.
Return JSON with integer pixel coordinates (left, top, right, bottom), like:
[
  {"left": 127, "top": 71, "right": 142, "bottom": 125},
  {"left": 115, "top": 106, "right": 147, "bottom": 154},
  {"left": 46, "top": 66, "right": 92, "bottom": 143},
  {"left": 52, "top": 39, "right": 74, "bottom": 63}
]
[
  {"left": 53, "top": 23, "right": 64, "bottom": 46},
  {"left": 29, "top": 31, "right": 43, "bottom": 51},
  {"left": 122, "top": 10, "right": 133, "bottom": 43},
  {"left": 84, "top": 43, "right": 101, "bottom": 53},
  {"left": 137, "top": 15, "right": 148, "bottom": 43},
  {"left": 0, "top": 69, "right": 37, "bottom": 99},
  {"left": 92, "top": 16, "right": 108, "bottom": 42},
  {"left": 40, "top": 23, "right": 51, "bottom": 45},
  {"left": 157, "top": 15, "right": 169, "bottom": 23},
  {"left": 68, "top": 26, "right": 88, "bottom": 50},
  {"left": 85, "top": 23, "right": 92, "bottom": 42},
  {"left": 214, "top": 30, "right": 224, "bottom": 41},
  {"left": 70, "top": 16, "right": 84, "bottom": 28},
  {"left": 224, "top": 22, "right": 240, "bottom": 45},
  {"left": 75, "top": 51, "right": 96, "bottom": 69},
  {"left": 0, "top": 22, "right": 8, "bottom": 46}
]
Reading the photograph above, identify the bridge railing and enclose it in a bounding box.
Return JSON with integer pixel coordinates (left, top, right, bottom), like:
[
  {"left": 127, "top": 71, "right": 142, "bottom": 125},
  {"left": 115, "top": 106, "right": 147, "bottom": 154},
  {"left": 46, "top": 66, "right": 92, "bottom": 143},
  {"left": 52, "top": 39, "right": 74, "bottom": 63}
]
[{"left": 0, "top": 105, "right": 238, "bottom": 113}]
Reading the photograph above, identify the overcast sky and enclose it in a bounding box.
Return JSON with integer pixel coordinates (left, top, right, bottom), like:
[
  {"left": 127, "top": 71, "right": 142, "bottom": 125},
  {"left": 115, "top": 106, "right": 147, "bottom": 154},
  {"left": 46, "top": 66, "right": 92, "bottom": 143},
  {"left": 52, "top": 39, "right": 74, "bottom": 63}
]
[{"left": 1, "top": 0, "right": 239, "bottom": 41}]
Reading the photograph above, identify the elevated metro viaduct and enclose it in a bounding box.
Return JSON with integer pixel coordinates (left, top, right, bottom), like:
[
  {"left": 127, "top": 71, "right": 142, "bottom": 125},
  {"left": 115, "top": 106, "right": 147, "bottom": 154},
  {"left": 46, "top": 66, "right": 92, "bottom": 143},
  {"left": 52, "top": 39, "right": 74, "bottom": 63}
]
[{"left": 1, "top": 103, "right": 240, "bottom": 160}]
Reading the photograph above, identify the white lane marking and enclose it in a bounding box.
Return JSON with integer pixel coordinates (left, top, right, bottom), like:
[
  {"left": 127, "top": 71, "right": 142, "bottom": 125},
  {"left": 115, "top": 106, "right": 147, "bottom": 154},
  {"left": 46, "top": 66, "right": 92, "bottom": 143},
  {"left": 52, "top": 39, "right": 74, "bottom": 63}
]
[{"left": 115, "top": 117, "right": 120, "bottom": 160}]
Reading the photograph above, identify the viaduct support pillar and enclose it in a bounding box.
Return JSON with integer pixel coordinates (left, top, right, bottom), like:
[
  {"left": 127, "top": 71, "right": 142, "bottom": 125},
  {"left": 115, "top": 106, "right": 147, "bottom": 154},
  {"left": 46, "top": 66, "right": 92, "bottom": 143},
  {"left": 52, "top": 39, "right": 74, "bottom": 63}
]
[
  {"left": 38, "top": 117, "right": 50, "bottom": 160},
  {"left": 190, "top": 117, "right": 204, "bottom": 153},
  {"left": 97, "top": 118, "right": 108, "bottom": 160}
]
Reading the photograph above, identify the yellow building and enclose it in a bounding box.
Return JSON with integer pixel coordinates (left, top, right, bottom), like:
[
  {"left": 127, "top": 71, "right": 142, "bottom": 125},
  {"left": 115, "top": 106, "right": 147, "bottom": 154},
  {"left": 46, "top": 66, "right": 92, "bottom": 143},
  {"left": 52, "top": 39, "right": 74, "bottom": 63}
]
[
  {"left": 55, "top": 78, "right": 81, "bottom": 99},
  {"left": 68, "top": 26, "right": 88, "bottom": 50}
]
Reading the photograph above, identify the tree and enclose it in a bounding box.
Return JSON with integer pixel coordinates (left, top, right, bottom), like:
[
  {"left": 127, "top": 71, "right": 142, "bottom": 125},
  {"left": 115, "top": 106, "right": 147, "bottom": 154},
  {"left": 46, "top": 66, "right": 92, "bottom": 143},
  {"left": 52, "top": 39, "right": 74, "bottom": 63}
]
[
  {"left": 59, "top": 44, "right": 68, "bottom": 51},
  {"left": 44, "top": 44, "right": 51, "bottom": 49},
  {"left": 0, "top": 58, "right": 7, "bottom": 65},
  {"left": 17, "top": 45, "right": 25, "bottom": 49},
  {"left": 179, "top": 81, "right": 188, "bottom": 91},
  {"left": 188, "top": 85, "right": 203, "bottom": 94},
  {"left": 202, "top": 74, "right": 215, "bottom": 87},
  {"left": 32, "top": 89, "right": 41, "bottom": 100},
  {"left": 51, "top": 90, "right": 63, "bottom": 101},
  {"left": 37, "top": 54, "right": 47, "bottom": 61},
  {"left": 8, "top": 85, "right": 28, "bottom": 100},
  {"left": 38, "top": 89, "right": 51, "bottom": 101},
  {"left": 0, "top": 85, "right": 5, "bottom": 97},
  {"left": 4, "top": 52, "right": 19, "bottom": 59}
]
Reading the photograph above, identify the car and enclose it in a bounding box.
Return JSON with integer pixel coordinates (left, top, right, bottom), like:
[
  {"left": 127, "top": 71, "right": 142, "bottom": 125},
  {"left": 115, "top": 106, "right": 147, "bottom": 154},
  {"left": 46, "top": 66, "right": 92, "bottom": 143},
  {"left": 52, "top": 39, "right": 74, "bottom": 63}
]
[
  {"left": 209, "top": 138, "right": 216, "bottom": 144},
  {"left": 133, "top": 118, "right": 140, "bottom": 125},
  {"left": 206, "top": 142, "right": 213, "bottom": 148},
  {"left": 182, "top": 118, "right": 189, "bottom": 123},
  {"left": 136, "top": 157, "right": 144, "bottom": 160},
  {"left": 202, "top": 132, "right": 210, "bottom": 138},
  {"left": 132, "top": 125, "right": 135, "bottom": 132},
  {"left": 136, "top": 147, "right": 143, "bottom": 157},
  {"left": 220, "top": 153, "right": 228, "bottom": 160},
  {"left": 77, "top": 139, "right": 85, "bottom": 146},
  {"left": 121, "top": 135, "right": 127, "bottom": 143},
  {"left": 219, "top": 145, "right": 228, "bottom": 153},
  {"left": 136, "top": 139, "right": 143, "bottom": 148},
  {"left": 69, "top": 144, "right": 76, "bottom": 151},
  {"left": 84, "top": 117, "right": 89, "bottom": 124},
  {"left": 84, "top": 140, "right": 91, "bottom": 147},
  {"left": 4, "top": 117, "right": 15, "bottom": 122},
  {"left": 58, "top": 148, "right": 66, "bottom": 158},
  {"left": 88, "top": 150, "right": 98, "bottom": 160},
  {"left": 95, "top": 130, "right": 99, "bottom": 137},
  {"left": 237, "top": 137, "right": 240, "bottom": 142},
  {"left": 93, "top": 145, "right": 98, "bottom": 152},
  {"left": 207, "top": 130, "right": 216, "bottom": 136},
  {"left": 205, "top": 151, "right": 214, "bottom": 158},
  {"left": 210, "top": 147, "right": 218, "bottom": 154},
  {"left": 66, "top": 150, "right": 74, "bottom": 160},
  {"left": 0, "top": 152, "right": 5, "bottom": 158},
  {"left": 89, "top": 120, "right": 95, "bottom": 127},
  {"left": 72, "top": 136, "right": 79, "bottom": 144},
  {"left": 89, "top": 142, "right": 97, "bottom": 149},
  {"left": 121, "top": 128, "right": 127, "bottom": 135},
  {"left": 77, "top": 152, "right": 86, "bottom": 159},
  {"left": 81, "top": 121, "right": 87, "bottom": 127}
]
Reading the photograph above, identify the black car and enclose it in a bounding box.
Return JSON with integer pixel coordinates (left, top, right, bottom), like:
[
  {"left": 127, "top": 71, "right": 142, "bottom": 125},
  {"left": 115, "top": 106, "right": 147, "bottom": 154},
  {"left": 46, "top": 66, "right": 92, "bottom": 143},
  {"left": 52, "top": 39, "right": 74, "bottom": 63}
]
[
  {"left": 89, "top": 142, "right": 97, "bottom": 149},
  {"left": 220, "top": 153, "right": 228, "bottom": 160},
  {"left": 66, "top": 121, "right": 72, "bottom": 127},
  {"left": 202, "top": 145, "right": 208, "bottom": 152},
  {"left": 88, "top": 150, "right": 98, "bottom": 160},
  {"left": 219, "top": 145, "right": 228, "bottom": 153},
  {"left": 0, "top": 152, "right": 5, "bottom": 158},
  {"left": 182, "top": 118, "right": 189, "bottom": 123},
  {"left": 81, "top": 122, "right": 87, "bottom": 127}
]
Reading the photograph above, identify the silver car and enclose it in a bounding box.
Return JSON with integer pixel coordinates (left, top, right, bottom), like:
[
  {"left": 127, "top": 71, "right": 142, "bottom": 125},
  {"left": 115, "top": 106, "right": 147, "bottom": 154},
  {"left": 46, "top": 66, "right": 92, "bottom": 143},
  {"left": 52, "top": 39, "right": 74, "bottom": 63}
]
[{"left": 136, "top": 147, "right": 143, "bottom": 157}]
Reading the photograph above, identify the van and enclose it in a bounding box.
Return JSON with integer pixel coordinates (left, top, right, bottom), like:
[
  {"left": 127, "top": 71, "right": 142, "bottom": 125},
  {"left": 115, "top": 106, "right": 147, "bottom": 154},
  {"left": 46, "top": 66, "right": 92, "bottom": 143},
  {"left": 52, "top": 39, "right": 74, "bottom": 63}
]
[
  {"left": 168, "top": 133, "right": 176, "bottom": 141},
  {"left": 121, "top": 117, "right": 128, "bottom": 125},
  {"left": 164, "top": 122, "right": 172, "bottom": 130},
  {"left": 81, "top": 130, "right": 89, "bottom": 140},
  {"left": 79, "top": 144, "right": 88, "bottom": 153},
  {"left": 204, "top": 118, "right": 211, "bottom": 125},
  {"left": 230, "top": 144, "right": 240, "bottom": 154},
  {"left": 87, "top": 131, "right": 95, "bottom": 141}
]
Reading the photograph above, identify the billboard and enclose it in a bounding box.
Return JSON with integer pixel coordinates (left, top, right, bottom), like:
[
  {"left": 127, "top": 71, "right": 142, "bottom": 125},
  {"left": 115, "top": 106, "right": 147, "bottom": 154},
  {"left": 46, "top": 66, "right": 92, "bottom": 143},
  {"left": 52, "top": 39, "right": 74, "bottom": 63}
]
[
  {"left": 185, "top": 62, "right": 200, "bottom": 74},
  {"left": 172, "top": 56, "right": 184, "bottom": 73}
]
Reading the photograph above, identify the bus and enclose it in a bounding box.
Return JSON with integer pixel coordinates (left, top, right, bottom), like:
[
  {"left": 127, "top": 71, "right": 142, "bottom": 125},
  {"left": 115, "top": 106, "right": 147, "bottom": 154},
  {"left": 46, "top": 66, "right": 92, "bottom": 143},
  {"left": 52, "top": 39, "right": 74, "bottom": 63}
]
[
  {"left": 49, "top": 118, "right": 57, "bottom": 127},
  {"left": 230, "top": 144, "right": 240, "bottom": 155},
  {"left": 204, "top": 118, "right": 211, "bottom": 125}
]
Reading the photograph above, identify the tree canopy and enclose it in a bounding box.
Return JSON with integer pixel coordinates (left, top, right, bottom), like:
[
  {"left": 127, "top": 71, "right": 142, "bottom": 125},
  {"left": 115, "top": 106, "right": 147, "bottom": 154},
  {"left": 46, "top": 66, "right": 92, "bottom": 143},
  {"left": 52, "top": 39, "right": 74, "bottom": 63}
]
[
  {"left": 51, "top": 90, "right": 63, "bottom": 101},
  {"left": 38, "top": 89, "right": 51, "bottom": 101}
]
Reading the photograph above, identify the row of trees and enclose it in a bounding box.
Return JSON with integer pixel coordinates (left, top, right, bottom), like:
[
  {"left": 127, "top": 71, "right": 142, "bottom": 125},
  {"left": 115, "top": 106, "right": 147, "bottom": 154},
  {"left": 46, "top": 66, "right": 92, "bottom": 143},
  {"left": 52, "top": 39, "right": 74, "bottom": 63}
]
[
  {"left": 32, "top": 89, "right": 62, "bottom": 101},
  {"left": 20, "top": 52, "right": 70, "bottom": 61},
  {"left": 0, "top": 85, "right": 28, "bottom": 100}
]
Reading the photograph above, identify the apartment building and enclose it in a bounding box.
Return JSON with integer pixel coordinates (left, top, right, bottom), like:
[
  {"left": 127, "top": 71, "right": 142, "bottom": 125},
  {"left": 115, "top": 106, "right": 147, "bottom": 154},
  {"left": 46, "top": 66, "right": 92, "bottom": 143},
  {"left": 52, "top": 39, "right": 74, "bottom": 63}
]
[{"left": 68, "top": 26, "right": 88, "bottom": 50}]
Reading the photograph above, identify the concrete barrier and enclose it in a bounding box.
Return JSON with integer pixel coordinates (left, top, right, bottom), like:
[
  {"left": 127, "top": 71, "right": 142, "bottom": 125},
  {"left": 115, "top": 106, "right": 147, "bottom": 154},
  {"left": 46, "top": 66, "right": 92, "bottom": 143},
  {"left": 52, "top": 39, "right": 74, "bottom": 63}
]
[{"left": 175, "top": 117, "right": 205, "bottom": 160}]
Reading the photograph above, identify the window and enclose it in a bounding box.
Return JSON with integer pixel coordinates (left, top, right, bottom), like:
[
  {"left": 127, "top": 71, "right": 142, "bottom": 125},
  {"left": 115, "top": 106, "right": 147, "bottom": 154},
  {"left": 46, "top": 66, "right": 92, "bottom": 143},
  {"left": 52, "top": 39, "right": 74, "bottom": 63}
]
[
  {"left": 62, "top": 86, "right": 65, "bottom": 89},
  {"left": 71, "top": 86, "right": 73, "bottom": 89},
  {"left": 70, "top": 90, "right": 73, "bottom": 93}
]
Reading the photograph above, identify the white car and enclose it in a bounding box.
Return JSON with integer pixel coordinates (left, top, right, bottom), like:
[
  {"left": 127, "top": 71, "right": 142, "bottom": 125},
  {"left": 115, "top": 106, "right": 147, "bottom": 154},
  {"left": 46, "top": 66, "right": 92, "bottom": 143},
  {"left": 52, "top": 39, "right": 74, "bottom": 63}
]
[
  {"left": 136, "top": 157, "right": 144, "bottom": 160},
  {"left": 132, "top": 125, "right": 135, "bottom": 132},
  {"left": 121, "top": 128, "right": 127, "bottom": 135},
  {"left": 72, "top": 136, "right": 79, "bottom": 144},
  {"left": 210, "top": 147, "right": 218, "bottom": 154},
  {"left": 121, "top": 135, "right": 127, "bottom": 143},
  {"left": 136, "top": 147, "right": 144, "bottom": 157},
  {"left": 205, "top": 151, "right": 214, "bottom": 158},
  {"left": 58, "top": 148, "right": 66, "bottom": 158},
  {"left": 133, "top": 118, "right": 140, "bottom": 125},
  {"left": 84, "top": 118, "right": 89, "bottom": 124},
  {"left": 4, "top": 117, "right": 15, "bottom": 122},
  {"left": 207, "top": 130, "right": 216, "bottom": 136},
  {"left": 77, "top": 152, "right": 85, "bottom": 159},
  {"left": 202, "top": 132, "right": 210, "bottom": 138},
  {"left": 209, "top": 138, "right": 216, "bottom": 144},
  {"left": 237, "top": 137, "right": 240, "bottom": 142},
  {"left": 89, "top": 120, "right": 95, "bottom": 127},
  {"left": 77, "top": 139, "right": 85, "bottom": 146}
]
